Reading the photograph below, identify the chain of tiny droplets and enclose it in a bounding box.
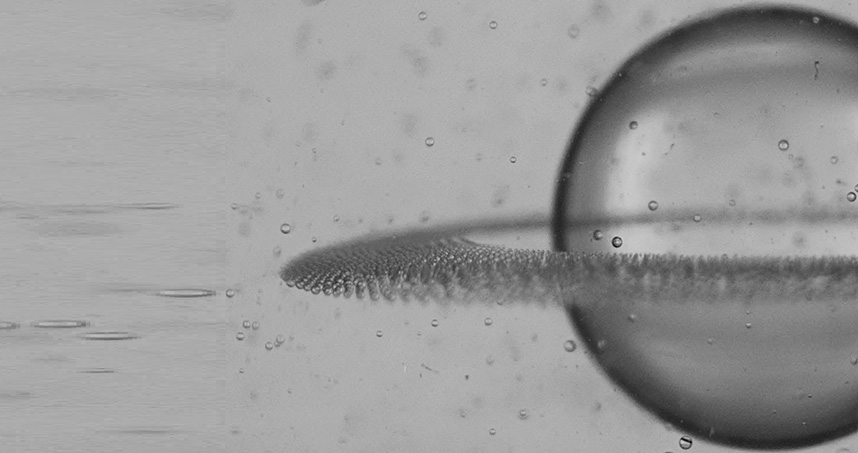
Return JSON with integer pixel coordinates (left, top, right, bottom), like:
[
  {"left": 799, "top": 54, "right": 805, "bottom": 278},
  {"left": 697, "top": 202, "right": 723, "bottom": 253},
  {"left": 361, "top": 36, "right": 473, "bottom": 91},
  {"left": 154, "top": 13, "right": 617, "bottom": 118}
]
[{"left": 281, "top": 236, "right": 858, "bottom": 304}]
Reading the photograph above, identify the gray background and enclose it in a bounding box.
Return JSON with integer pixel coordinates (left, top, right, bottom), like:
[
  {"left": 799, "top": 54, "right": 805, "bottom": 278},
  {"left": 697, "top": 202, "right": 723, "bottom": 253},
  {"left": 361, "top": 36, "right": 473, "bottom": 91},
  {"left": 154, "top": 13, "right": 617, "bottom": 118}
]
[{"left": 228, "top": 0, "right": 858, "bottom": 452}]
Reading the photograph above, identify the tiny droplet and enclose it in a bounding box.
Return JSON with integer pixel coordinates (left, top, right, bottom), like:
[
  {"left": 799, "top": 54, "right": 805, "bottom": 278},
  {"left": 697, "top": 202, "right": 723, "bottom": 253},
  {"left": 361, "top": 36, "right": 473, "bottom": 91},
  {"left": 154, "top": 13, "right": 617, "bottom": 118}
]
[
  {"left": 629, "top": 121, "right": 638, "bottom": 129},
  {"left": 418, "top": 11, "right": 427, "bottom": 20},
  {"left": 518, "top": 409, "right": 528, "bottom": 419},
  {"left": 847, "top": 192, "right": 856, "bottom": 202},
  {"left": 226, "top": 289, "right": 235, "bottom": 298},
  {"left": 564, "top": 340, "right": 577, "bottom": 352},
  {"left": 425, "top": 137, "right": 435, "bottom": 147},
  {"left": 679, "top": 435, "right": 693, "bottom": 449},
  {"left": 611, "top": 236, "right": 623, "bottom": 248},
  {"left": 567, "top": 25, "right": 579, "bottom": 38},
  {"left": 648, "top": 200, "right": 658, "bottom": 211},
  {"left": 509, "top": 156, "right": 516, "bottom": 163},
  {"left": 593, "top": 229, "right": 603, "bottom": 240},
  {"left": 265, "top": 342, "right": 273, "bottom": 350},
  {"left": 489, "top": 428, "right": 496, "bottom": 435},
  {"left": 376, "top": 330, "right": 383, "bottom": 337},
  {"left": 484, "top": 317, "right": 493, "bottom": 326},
  {"left": 778, "top": 139, "right": 790, "bottom": 151},
  {"left": 242, "top": 320, "right": 251, "bottom": 329},
  {"left": 431, "top": 319, "right": 439, "bottom": 327},
  {"left": 280, "top": 223, "right": 292, "bottom": 234},
  {"left": 489, "top": 20, "right": 498, "bottom": 29},
  {"left": 693, "top": 214, "right": 702, "bottom": 222},
  {"left": 236, "top": 332, "right": 245, "bottom": 341},
  {"left": 251, "top": 321, "right": 259, "bottom": 330}
]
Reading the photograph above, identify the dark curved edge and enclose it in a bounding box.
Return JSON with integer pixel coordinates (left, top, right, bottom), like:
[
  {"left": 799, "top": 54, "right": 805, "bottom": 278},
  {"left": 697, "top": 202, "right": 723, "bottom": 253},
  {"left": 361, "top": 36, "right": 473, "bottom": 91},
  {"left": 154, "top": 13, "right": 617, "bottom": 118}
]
[
  {"left": 550, "top": 4, "right": 858, "bottom": 253},
  {"left": 565, "top": 304, "right": 858, "bottom": 450}
]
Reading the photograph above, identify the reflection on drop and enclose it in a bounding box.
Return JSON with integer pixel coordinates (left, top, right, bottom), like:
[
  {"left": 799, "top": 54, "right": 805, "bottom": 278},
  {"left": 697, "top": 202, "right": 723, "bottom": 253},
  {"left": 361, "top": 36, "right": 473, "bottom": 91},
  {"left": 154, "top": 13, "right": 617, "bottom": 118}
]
[{"left": 280, "top": 5, "right": 858, "bottom": 450}]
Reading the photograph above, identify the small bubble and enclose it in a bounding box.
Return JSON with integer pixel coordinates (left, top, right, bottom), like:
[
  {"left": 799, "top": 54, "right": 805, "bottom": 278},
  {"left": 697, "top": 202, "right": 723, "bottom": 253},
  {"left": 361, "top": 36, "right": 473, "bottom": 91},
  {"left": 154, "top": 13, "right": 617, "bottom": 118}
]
[
  {"left": 230, "top": 203, "right": 239, "bottom": 210},
  {"left": 707, "top": 338, "right": 715, "bottom": 345},
  {"left": 311, "top": 236, "right": 318, "bottom": 243},
  {"left": 333, "top": 214, "right": 340, "bottom": 222},
  {"left": 593, "top": 229, "right": 603, "bottom": 240},
  {"left": 518, "top": 409, "right": 528, "bottom": 419},
  {"left": 431, "top": 319, "right": 439, "bottom": 327},
  {"left": 275, "top": 334, "right": 285, "bottom": 345},
  {"left": 242, "top": 320, "right": 251, "bottom": 329},
  {"left": 567, "top": 25, "right": 579, "bottom": 38},
  {"left": 564, "top": 340, "right": 577, "bottom": 352},
  {"left": 540, "top": 78, "right": 548, "bottom": 86},
  {"left": 847, "top": 192, "right": 856, "bottom": 202},
  {"left": 419, "top": 211, "right": 431, "bottom": 223},
  {"left": 418, "top": 11, "right": 427, "bottom": 20},
  {"left": 489, "top": 428, "right": 496, "bottom": 435},
  {"left": 679, "top": 435, "right": 693, "bottom": 450},
  {"left": 376, "top": 330, "right": 383, "bottom": 337},
  {"left": 851, "top": 356, "right": 858, "bottom": 365},
  {"left": 276, "top": 188, "right": 285, "bottom": 199},
  {"left": 273, "top": 246, "right": 281, "bottom": 257},
  {"left": 745, "top": 323, "right": 752, "bottom": 329},
  {"left": 611, "top": 236, "right": 623, "bottom": 248},
  {"left": 629, "top": 121, "right": 638, "bottom": 129},
  {"left": 226, "top": 289, "right": 235, "bottom": 298},
  {"left": 425, "top": 137, "right": 435, "bottom": 147},
  {"left": 280, "top": 223, "right": 292, "bottom": 234},
  {"left": 484, "top": 317, "right": 493, "bottom": 326},
  {"left": 831, "top": 155, "right": 839, "bottom": 164},
  {"left": 236, "top": 332, "right": 245, "bottom": 341},
  {"left": 778, "top": 139, "right": 790, "bottom": 151},
  {"left": 585, "top": 86, "right": 597, "bottom": 96},
  {"left": 509, "top": 156, "right": 516, "bottom": 164},
  {"left": 265, "top": 342, "right": 273, "bottom": 350},
  {"left": 251, "top": 321, "right": 259, "bottom": 330},
  {"left": 255, "top": 192, "right": 262, "bottom": 199},
  {"left": 648, "top": 200, "right": 658, "bottom": 211},
  {"left": 489, "top": 20, "right": 498, "bottom": 29},
  {"left": 693, "top": 214, "right": 702, "bottom": 222}
]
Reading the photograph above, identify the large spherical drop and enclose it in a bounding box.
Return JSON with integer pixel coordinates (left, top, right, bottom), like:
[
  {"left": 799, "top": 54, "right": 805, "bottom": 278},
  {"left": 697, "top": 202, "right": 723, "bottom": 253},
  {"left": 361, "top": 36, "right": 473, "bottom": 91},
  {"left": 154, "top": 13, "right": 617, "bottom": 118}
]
[{"left": 552, "top": 7, "right": 858, "bottom": 449}]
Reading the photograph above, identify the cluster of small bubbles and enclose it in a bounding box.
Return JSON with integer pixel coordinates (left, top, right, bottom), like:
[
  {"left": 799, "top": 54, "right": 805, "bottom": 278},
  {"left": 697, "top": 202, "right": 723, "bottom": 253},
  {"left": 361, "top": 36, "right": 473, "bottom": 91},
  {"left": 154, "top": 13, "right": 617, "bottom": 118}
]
[
  {"left": 540, "top": 78, "right": 548, "bottom": 86},
  {"left": 265, "top": 342, "right": 274, "bottom": 350},
  {"left": 648, "top": 200, "right": 658, "bottom": 211},
  {"left": 847, "top": 192, "right": 857, "bottom": 202},
  {"left": 255, "top": 192, "right": 262, "bottom": 199},
  {"left": 679, "top": 435, "right": 693, "bottom": 450},
  {"left": 226, "top": 289, "right": 235, "bottom": 298},
  {"left": 831, "top": 156, "right": 839, "bottom": 164},
  {"left": 611, "top": 236, "right": 623, "bottom": 248},
  {"left": 273, "top": 246, "right": 281, "bottom": 257},
  {"left": 629, "top": 121, "right": 638, "bottom": 130},
  {"left": 281, "top": 223, "right": 292, "bottom": 234},
  {"left": 419, "top": 211, "right": 431, "bottom": 223},
  {"left": 567, "top": 25, "right": 579, "bottom": 38},
  {"left": 778, "top": 139, "right": 790, "bottom": 151},
  {"left": 276, "top": 188, "right": 285, "bottom": 199},
  {"left": 592, "top": 229, "right": 603, "bottom": 240},
  {"left": 489, "top": 428, "right": 496, "bottom": 435},
  {"left": 418, "top": 11, "right": 427, "bottom": 20},
  {"left": 425, "top": 137, "right": 435, "bottom": 146},
  {"left": 692, "top": 214, "right": 702, "bottom": 222},
  {"left": 376, "top": 330, "right": 383, "bottom": 337},
  {"left": 585, "top": 86, "right": 597, "bottom": 96},
  {"left": 509, "top": 156, "right": 516, "bottom": 163},
  {"left": 242, "top": 320, "right": 251, "bottom": 329},
  {"left": 431, "top": 319, "right": 439, "bottom": 327},
  {"left": 251, "top": 321, "right": 259, "bottom": 330},
  {"left": 489, "top": 20, "right": 498, "bottom": 29},
  {"left": 275, "top": 334, "right": 285, "bottom": 346},
  {"left": 484, "top": 317, "right": 493, "bottom": 326},
  {"left": 564, "top": 340, "right": 577, "bottom": 352},
  {"left": 236, "top": 332, "right": 245, "bottom": 341},
  {"left": 518, "top": 409, "right": 528, "bottom": 419}
]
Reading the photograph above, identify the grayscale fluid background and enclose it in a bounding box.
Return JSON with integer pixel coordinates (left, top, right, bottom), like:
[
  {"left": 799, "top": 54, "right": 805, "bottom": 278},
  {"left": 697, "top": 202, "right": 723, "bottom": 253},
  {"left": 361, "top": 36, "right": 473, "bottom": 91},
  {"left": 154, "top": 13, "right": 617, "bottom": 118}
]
[{"left": 227, "top": 1, "right": 858, "bottom": 452}]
